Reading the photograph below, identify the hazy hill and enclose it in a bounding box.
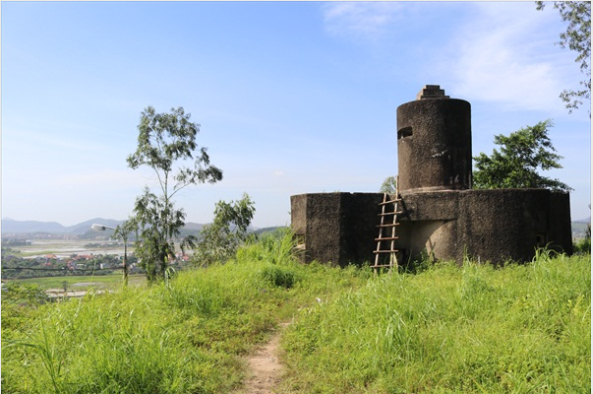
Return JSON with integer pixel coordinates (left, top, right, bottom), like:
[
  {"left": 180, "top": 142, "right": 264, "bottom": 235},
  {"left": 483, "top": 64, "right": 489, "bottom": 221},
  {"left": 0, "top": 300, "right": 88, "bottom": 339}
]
[
  {"left": 1, "top": 218, "right": 206, "bottom": 236},
  {"left": 1, "top": 218, "right": 67, "bottom": 233},
  {"left": 253, "top": 226, "right": 285, "bottom": 235},
  {"left": 2, "top": 216, "right": 588, "bottom": 237},
  {"left": 182, "top": 222, "right": 205, "bottom": 231},
  {"left": 67, "top": 218, "right": 124, "bottom": 235}
]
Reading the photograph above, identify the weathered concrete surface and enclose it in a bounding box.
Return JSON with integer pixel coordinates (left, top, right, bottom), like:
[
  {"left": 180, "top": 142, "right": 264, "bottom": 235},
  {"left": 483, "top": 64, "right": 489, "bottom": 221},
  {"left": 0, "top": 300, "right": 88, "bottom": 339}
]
[
  {"left": 290, "top": 189, "right": 572, "bottom": 266},
  {"left": 397, "top": 97, "right": 472, "bottom": 193},
  {"left": 398, "top": 189, "right": 572, "bottom": 263},
  {"left": 290, "top": 193, "right": 382, "bottom": 267}
]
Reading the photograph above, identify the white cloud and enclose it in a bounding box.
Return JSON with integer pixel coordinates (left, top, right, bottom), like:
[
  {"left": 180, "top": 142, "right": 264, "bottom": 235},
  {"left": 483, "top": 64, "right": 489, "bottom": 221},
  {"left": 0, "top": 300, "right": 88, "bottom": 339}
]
[
  {"left": 322, "top": 2, "right": 404, "bottom": 39},
  {"left": 322, "top": 2, "right": 581, "bottom": 114},
  {"left": 435, "top": 3, "right": 578, "bottom": 113}
]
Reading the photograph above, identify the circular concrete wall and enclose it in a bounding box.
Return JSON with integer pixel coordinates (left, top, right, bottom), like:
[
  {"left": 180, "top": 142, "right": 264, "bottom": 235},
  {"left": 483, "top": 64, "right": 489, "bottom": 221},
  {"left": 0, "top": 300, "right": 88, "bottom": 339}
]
[{"left": 397, "top": 98, "right": 472, "bottom": 193}]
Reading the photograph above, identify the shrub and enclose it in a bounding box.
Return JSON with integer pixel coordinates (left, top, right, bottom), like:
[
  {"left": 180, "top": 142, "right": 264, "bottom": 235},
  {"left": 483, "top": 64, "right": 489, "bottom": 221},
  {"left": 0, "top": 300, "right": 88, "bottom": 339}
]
[
  {"left": 574, "top": 237, "right": 591, "bottom": 254},
  {"left": 260, "top": 265, "right": 300, "bottom": 288}
]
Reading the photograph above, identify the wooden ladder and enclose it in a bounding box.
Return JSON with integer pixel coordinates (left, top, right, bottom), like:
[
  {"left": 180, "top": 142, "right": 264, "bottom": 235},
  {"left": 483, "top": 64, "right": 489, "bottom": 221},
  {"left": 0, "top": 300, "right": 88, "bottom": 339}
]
[{"left": 373, "top": 189, "right": 401, "bottom": 273}]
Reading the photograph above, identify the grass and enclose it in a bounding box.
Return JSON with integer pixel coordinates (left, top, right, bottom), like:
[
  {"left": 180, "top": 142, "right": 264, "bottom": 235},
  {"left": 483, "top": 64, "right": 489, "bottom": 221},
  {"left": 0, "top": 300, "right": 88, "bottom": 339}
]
[
  {"left": 1, "top": 230, "right": 371, "bottom": 394},
  {"left": 2, "top": 231, "right": 590, "bottom": 394},
  {"left": 12, "top": 274, "right": 146, "bottom": 291},
  {"left": 280, "top": 251, "right": 591, "bottom": 393}
]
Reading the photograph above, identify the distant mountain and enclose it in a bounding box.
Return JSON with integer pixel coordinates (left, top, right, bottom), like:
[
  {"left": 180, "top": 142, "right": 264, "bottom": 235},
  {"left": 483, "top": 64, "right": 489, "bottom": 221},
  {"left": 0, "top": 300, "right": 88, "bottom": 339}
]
[
  {"left": 182, "top": 222, "right": 205, "bottom": 231},
  {"left": 574, "top": 216, "right": 591, "bottom": 224},
  {"left": 1, "top": 218, "right": 208, "bottom": 235},
  {"left": 572, "top": 221, "right": 590, "bottom": 238},
  {"left": 67, "top": 218, "right": 123, "bottom": 235},
  {"left": 252, "top": 226, "right": 286, "bottom": 235},
  {"left": 1, "top": 218, "right": 67, "bottom": 234}
]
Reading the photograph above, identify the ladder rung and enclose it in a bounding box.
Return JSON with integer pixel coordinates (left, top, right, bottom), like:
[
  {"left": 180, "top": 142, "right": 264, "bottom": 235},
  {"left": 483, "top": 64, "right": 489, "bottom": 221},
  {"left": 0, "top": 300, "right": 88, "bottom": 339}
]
[
  {"left": 373, "top": 250, "right": 399, "bottom": 254},
  {"left": 375, "top": 236, "right": 399, "bottom": 241},
  {"left": 376, "top": 223, "right": 400, "bottom": 228},
  {"left": 377, "top": 212, "right": 402, "bottom": 216},
  {"left": 378, "top": 199, "right": 400, "bottom": 205},
  {"left": 371, "top": 264, "right": 394, "bottom": 268}
]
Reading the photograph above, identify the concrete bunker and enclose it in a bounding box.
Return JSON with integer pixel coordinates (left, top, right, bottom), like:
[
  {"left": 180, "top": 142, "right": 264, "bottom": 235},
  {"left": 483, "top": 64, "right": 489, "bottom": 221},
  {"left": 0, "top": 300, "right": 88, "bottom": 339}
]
[{"left": 290, "top": 85, "right": 572, "bottom": 267}]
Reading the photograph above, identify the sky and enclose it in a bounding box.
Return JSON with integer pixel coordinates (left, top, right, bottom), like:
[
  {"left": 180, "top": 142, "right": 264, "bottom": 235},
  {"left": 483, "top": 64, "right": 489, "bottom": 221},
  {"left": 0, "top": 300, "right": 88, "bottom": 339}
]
[{"left": 1, "top": 1, "right": 591, "bottom": 228}]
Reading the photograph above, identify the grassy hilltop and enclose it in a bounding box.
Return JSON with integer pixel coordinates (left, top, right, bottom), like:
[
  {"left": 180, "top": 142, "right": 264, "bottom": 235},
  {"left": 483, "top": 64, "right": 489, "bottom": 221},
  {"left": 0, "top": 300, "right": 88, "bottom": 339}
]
[{"left": 2, "top": 230, "right": 590, "bottom": 394}]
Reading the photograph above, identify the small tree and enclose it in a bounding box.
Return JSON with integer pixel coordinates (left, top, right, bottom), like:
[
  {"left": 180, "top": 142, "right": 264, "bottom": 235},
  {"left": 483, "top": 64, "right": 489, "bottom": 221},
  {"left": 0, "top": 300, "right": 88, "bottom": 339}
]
[
  {"left": 194, "top": 193, "right": 255, "bottom": 266},
  {"left": 127, "top": 106, "right": 223, "bottom": 281},
  {"left": 380, "top": 176, "right": 398, "bottom": 193},
  {"left": 473, "top": 120, "right": 571, "bottom": 191}
]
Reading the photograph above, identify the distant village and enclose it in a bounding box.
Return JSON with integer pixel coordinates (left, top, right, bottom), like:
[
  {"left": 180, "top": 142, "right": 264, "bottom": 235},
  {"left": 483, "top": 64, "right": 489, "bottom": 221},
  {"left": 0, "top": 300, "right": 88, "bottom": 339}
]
[{"left": 1, "top": 237, "right": 193, "bottom": 280}]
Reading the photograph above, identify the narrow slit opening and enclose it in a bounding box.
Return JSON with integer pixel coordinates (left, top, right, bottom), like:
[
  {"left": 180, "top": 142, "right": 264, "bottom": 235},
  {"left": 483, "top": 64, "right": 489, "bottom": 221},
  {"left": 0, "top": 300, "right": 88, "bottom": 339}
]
[{"left": 398, "top": 126, "right": 413, "bottom": 139}]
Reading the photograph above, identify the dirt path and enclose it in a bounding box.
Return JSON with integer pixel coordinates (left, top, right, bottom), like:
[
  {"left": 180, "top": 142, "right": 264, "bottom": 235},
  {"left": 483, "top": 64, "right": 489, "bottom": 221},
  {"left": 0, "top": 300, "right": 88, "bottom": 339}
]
[{"left": 237, "top": 323, "right": 290, "bottom": 394}]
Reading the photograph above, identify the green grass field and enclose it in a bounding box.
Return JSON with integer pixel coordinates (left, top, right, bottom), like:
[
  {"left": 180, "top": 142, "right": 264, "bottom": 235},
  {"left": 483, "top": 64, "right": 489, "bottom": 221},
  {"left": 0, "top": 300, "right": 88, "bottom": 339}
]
[
  {"left": 2, "top": 231, "right": 590, "bottom": 394},
  {"left": 281, "top": 251, "right": 591, "bottom": 393},
  {"left": 11, "top": 274, "right": 146, "bottom": 291}
]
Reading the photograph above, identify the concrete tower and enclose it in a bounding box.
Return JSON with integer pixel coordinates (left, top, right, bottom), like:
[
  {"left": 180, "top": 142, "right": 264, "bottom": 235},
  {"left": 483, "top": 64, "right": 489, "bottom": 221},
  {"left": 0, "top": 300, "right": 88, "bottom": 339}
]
[
  {"left": 397, "top": 85, "right": 472, "bottom": 193},
  {"left": 290, "top": 85, "right": 572, "bottom": 266}
]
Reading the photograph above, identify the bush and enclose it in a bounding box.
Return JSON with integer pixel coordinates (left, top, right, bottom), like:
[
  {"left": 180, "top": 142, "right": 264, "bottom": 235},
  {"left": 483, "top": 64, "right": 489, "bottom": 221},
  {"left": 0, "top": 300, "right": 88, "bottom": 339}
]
[
  {"left": 2, "top": 282, "right": 48, "bottom": 307},
  {"left": 574, "top": 234, "right": 591, "bottom": 254},
  {"left": 193, "top": 193, "right": 255, "bottom": 266},
  {"left": 260, "top": 265, "right": 300, "bottom": 288}
]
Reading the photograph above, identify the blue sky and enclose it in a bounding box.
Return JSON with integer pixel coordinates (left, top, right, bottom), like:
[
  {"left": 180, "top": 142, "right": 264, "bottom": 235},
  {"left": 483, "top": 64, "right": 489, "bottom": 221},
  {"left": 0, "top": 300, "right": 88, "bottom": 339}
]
[{"left": 1, "top": 1, "right": 591, "bottom": 228}]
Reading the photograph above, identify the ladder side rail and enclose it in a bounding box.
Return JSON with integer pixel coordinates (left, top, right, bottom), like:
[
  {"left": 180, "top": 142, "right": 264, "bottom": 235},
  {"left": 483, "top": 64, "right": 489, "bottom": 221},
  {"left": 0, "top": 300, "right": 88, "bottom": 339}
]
[
  {"left": 374, "top": 193, "right": 388, "bottom": 268},
  {"left": 392, "top": 178, "right": 400, "bottom": 269}
]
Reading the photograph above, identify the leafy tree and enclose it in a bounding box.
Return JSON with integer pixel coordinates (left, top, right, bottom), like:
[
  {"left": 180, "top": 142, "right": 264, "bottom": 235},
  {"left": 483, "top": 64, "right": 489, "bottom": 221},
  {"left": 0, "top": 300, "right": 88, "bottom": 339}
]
[
  {"left": 127, "top": 106, "right": 223, "bottom": 281},
  {"left": 380, "top": 176, "right": 398, "bottom": 193},
  {"left": 194, "top": 193, "right": 255, "bottom": 266},
  {"left": 536, "top": 1, "right": 591, "bottom": 113},
  {"left": 473, "top": 120, "right": 571, "bottom": 191}
]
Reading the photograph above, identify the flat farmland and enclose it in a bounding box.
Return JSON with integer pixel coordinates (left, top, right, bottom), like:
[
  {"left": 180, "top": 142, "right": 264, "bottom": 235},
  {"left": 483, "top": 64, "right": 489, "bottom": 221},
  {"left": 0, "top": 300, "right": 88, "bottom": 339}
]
[
  {"left": 15, "top": 274, "right": 147, "bottom": 291},
  {"left": 14, "top": 239, "right": 131, "bottom": 258}
]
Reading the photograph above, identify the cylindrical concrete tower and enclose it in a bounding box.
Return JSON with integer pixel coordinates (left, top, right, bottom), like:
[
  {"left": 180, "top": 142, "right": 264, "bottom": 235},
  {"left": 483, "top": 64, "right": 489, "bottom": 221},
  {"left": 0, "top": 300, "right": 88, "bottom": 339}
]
[{"left": 397, "top": 85, "right": 472, "bottom": 193}]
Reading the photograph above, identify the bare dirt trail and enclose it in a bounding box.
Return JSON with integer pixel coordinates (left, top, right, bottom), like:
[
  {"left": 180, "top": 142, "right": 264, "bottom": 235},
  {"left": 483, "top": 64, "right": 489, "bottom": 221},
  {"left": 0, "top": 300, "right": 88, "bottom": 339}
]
[{"left": 236, "top": 323, "right": 290, "bottom": 394}]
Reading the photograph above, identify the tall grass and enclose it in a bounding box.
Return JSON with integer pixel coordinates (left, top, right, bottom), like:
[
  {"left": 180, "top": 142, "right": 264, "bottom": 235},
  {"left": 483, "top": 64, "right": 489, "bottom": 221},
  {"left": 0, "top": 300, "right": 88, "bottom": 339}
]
[
  {"left": 3, "top": 234, "right": 589, "bottom": 394},
  {"left": 281, "top": 252, "right": 591, "bottom": 393},
  {"left": 1, "top": 229, "right": 370, "bottom": 394},
  {"left": 3, "top": 286, "right": 221, "bottom": 393}
]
